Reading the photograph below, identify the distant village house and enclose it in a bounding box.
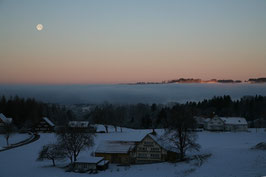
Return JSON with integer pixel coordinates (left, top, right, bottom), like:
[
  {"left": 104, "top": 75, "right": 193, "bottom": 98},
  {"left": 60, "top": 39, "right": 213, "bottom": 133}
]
[
  {"left": 195, "top": 115, "right": 248, "bottom": 131},
  {"left": 0, "top": 113, "right": 13, "bottom": 133},
  {"left": 33, "top": 117, "right": 55, "bottom": 132},
  {"left": 68, "top": 121, "right": 96, "bottom": 132}
]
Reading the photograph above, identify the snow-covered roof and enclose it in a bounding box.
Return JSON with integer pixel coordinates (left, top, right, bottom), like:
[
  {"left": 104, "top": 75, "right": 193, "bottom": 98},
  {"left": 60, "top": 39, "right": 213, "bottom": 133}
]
[
  {"left": 0, "top": 113, "right": 12, "bottom": 124},
  {"left": 43, "top": 117, "right": 55, "bottom": 127},
  {"left": 95, "top": 140, "right": 136, "bottom": 154},
  {"left": 98, "top": 159, "right": 109, "bottom": 166},
  {"left": 220, "top": 117, "right": 247, "bottom": 125},
  {"left": 147, "top": 134, "right": 179, "bottom": 153},
  {"left": 68, "top": 121, "right": 89, "bottom": 128},
  {"left": 76, "top": 156, "right": 104, "bottom": 164}
]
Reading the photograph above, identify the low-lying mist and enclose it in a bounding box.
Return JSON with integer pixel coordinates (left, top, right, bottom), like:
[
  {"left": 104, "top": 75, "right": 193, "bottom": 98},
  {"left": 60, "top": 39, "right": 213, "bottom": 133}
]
[{"left": 0, "top": 83, "right": 266, "bottom": 105}]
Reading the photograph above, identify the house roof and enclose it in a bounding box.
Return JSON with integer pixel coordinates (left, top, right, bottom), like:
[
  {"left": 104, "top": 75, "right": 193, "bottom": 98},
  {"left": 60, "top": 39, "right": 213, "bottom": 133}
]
[
  {"left": 147, "top": 134, "right": 179, "bottom": 153},
  {"left": 43, "top": 117, "right": 55, "bottom": 127},
  {"left": 0, "top": 113, "right": 12, "bottom": 124},
  {"left": 95, "top": 140, "right": 136, "bottom": 154},
  {"left": 76, "top": 156, "right": 104, "bottom": 164},
  {"left": 68, "top": 121, "right": 89, "bottom": 128},
  {"left": 220, "top": 117, "right": 247, "bottom": 125}
]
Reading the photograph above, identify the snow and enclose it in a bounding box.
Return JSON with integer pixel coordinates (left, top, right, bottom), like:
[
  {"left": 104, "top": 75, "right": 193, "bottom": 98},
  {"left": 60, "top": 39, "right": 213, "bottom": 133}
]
[
  {"left": 98, "top": 160, "right": 109, "bottom": 166},
  {"left": 0, "top": 129, "right": 266, "bottom": 177},
  {"left": 95, "top": 141, "right": 136, "bottom": 154},
  {"left": 68, "top": 121, "right": 89, "bottom": 128},
  {"left": 43, "top": 117, "right": 55, "bottom": 127},
  {"left": 76, "top": 156, "right": 104, "bottom": 164},
  {"left": 0, "top": 113, "right": 12, "bottom": 124},
  {"left": 220, "top": 117, "right": 247, "bottom": 125},
  {"left": 148, "top": 134, "right": 179, "bottom": 153},
  {"left": 0, "top": 133, "right": 31, "bottom": 147}
]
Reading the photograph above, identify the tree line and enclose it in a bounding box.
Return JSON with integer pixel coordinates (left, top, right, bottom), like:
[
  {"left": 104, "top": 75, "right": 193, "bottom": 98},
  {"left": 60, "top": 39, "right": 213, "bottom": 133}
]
[
  {"left": 0, "top": 95, "right": 75, "bottom": 129},
  {"left": 87, "top": 95, "right": 266, "bottom": 129}
]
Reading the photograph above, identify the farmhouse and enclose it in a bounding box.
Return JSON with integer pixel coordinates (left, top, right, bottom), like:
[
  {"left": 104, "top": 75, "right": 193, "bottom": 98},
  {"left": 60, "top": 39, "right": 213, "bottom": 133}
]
[
  {"left": 0, "top": 113, "right": 13, "bottom": 133},
  {"left": 204, "top": 116, "right": 224, "bottom": 131},
  {"left": 0, "top": 113, "right": 12, "bottom": 126},
  {"left": 204, "top": 115, "right": 248, "bottom": 131},
  {"left": 33, "top": 117, "right": 55, "bottom": 132},
  {"left": 220, "top": 117, "right": 248, "bottom": 131},
  {"left": 72, "top": 156, "right": 109, "bottom": 173},
  {"left": 135, "top": 133, "right": 179, "bottom": 163},
  {"left": 95, "top": 133, "right": 180, "bottom": 164}
]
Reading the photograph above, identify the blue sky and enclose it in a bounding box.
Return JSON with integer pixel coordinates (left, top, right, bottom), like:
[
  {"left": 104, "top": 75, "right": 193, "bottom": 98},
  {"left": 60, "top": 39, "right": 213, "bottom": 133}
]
[{"left": 0, "top": 0, "right": 266, "bottom": 84}]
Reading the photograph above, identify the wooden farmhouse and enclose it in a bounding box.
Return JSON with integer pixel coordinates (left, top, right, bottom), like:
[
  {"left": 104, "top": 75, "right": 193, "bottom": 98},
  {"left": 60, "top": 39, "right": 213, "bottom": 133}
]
[
  {"left": 95, "top": 133, "right": 180, "bottom": 164},
  {"left": 33, "top": 117, "right": 55, "bottom": 132},
  {"left": 135, "top": 133, "right": 179, "bottom": 163}
]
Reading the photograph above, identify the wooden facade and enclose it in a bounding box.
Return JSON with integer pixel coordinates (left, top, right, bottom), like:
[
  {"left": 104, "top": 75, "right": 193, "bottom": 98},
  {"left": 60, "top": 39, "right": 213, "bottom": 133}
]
[
  {"left": 134, "top": 135, "right": 167, "bottom": 163},
  {"left": 95, "top": 152, "right": 131, "bottom": 164},
  {"left": 95, "top": 133, "right": 180, "bottom": 164}
]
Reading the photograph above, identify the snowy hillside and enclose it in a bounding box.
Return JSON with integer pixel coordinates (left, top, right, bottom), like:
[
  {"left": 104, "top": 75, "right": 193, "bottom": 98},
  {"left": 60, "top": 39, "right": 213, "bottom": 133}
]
[{"left": 0, "top": 128, "right": 266, "bottom": 177}]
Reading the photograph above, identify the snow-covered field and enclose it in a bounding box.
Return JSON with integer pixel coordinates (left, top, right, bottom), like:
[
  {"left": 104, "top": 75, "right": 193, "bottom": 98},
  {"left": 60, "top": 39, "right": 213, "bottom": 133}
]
[
  {"left": 0, "top": 128, "right": 266, "bottom": 177},
  {"left": 0, "top": 133, "right": 31, "bottom": 147}
]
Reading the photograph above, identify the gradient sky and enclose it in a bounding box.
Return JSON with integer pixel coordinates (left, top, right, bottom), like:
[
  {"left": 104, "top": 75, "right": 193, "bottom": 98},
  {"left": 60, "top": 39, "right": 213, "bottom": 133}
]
[{"left": 0, "top": 0, "right": 266, "bottom": 84}]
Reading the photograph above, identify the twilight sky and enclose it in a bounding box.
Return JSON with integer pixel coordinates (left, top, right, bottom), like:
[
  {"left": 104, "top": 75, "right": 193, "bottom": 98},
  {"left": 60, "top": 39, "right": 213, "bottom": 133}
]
[{"left": 0, "top": 0, "right": 266, "bottom": 84}]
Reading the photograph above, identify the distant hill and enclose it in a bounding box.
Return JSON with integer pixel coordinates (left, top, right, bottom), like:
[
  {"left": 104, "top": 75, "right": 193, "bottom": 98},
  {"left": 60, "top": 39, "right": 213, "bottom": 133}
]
[{"left": 248, "top": 78, "right": 266, "bottom": 83}]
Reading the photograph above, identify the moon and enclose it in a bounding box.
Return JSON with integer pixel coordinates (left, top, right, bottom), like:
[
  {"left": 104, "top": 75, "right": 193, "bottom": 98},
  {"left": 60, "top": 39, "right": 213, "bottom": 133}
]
[{"left": 36, "top": 24, "right": 43, "bottom": 31}]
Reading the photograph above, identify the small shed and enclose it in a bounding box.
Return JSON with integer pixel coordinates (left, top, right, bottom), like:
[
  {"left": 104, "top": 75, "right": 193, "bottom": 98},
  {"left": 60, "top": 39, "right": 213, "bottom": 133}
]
[{"left": 73, "top": 156, "right": 109, "bottom": 172}]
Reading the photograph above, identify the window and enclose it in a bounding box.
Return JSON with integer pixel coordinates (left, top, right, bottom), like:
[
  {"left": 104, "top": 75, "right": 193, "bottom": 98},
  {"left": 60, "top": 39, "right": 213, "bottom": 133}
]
[
  {"left": 138, "top": 147, "right": 147, "bottom": 151},
  {"left": 138, "top": 153, "right": 147, "bottom": 158},
  {"left": 151, "top": 147, "right": 160, "bottom": 151},
  {"left": 144, "top": 141, "right": 153, "bottom": 146},
  {"left": 150, "top": 153, "right": 160, "bottom": 159}
]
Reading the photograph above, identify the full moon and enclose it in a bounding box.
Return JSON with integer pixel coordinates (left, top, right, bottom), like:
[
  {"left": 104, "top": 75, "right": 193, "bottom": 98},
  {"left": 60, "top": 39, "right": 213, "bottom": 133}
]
[{"left": 36, "top": 24, "right": 43, "bottom": 31}]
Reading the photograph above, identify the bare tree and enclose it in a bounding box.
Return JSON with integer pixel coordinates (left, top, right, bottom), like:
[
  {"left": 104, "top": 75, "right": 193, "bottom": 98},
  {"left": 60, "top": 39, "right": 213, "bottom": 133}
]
[
  {"left": 90, "top": 104, "right": 113, "bottom": 133},
  {"left": 4, "top": 122, "right": 13, "bottom": 146},
  {"left": 165, "top": 104, "right": 200, "bottom": 161},
  {"left": 57, "top": 127, "right": 94, "bottom": 163},
  {"left": 37, "top": 143, "right": 65, "bottom": 166}
]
